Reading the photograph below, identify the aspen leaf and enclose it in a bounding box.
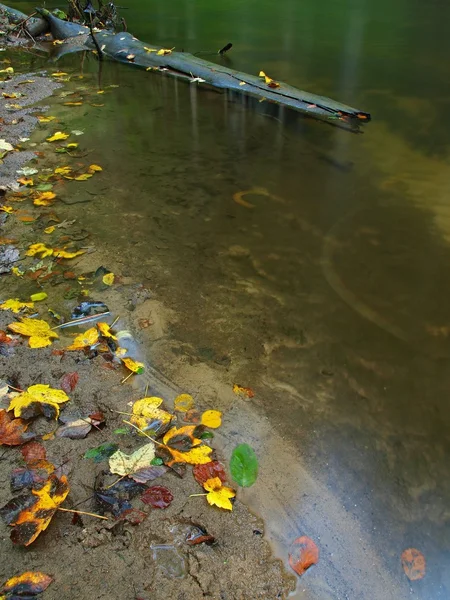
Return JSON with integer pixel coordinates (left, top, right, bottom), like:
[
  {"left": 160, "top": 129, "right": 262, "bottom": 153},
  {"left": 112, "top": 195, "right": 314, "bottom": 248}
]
[
  {"left": 288, "top": 536, "right": 319, "bottom": 576},
  {"left": 2, "top": 571, "right": 53, "bottom": 595},
  {"left": 66, "top": 327, "right": 99, "bottom": 350},
  {"left": 0, "top": 409, "right": 35, "bottom": 446},
  {"left": 174, "top": 393, "right": 194, "bottom": 412},
  {"left": 7, "top": 318, "right": 58, "bottom": 348},
  {"left": 0, "top": 473, "right": 69, "bottom": 545},
  {"left": 102, "top": 272, "right": 114, "bottom": 285},
  {"left": 121, "top": 357, "right": 145, "bottom": 374},
  {"left": 203, "top": 477, "right": 235, "bottom": 510},
  {"left": 201, "top": 410, "right": 222, "bottom": 428},
  {"left": 97, "top": 322, "right": 117, "bottom": 339},
  {"left": 0, "top": 299, "right": 34, "bottom": 313},
  {"left": 46, "top": 132, "right": 69, "bottom": 142},
  {"left": 109, "top": 443, "right": 155, "bottom": 477},
  {"left": 8, "top": 384, "right": 69, "bottom": 420},
  {"left": 401, "top": 548, "right": 426, "bottom": 581}
]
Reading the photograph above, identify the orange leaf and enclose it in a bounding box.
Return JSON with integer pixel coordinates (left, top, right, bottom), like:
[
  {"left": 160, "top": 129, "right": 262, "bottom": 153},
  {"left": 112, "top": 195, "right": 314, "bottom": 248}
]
[
  {"left": 288, "top": 536, "right": 319, "bottom": 576},
  {"left": 232, "top": 383, "right": 254, "bottom": 398},
  {"left": 0, "top": 409, "right": 35, "bottom": 446},
  {"left": 401, "top": 548, "right": 426, "bottom": 581},
  {"left": 2, "top": 571, "right": 53, "bottom": 595}
]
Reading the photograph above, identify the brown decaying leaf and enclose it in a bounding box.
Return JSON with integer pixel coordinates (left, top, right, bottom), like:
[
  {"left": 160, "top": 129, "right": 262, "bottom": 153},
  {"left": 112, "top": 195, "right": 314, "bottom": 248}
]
[
  {"left": 288, "top": 536, "right": 319, "bottom": 576},
  {"left": 21, "top": 441, "right": 46, "bottom": 462},
  {"left": 0, "top": 409, "right": 35, "bottom": 446},
  {"left": 193, "top": 461, "right": 227, "bottom": 486},
  {"left": 401, "top": 548, "right": 426, "bottom": 581},
  {"left": 60, "top": 371, "right": 79, "bottom": 393},
  {"left": 140, "top": 485, "right": 173, "bottom": 509}
]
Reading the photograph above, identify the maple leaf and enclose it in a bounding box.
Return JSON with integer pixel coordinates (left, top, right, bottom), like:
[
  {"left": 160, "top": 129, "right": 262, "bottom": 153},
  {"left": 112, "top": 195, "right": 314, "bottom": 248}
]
[
  {"left": 8, "top": 384, "right": 69, "bottom": 420},
  {"left": 7, "top": 318, "right": 59, "bottom": 348},
  {"left": 201, "top": 410, "right": 222, "bottom": 428},
  {"left": 0, "top": 409, "right": 35, "bottom": 446},
  {"left": 203, "top": 477, "right": 235, "bottom": 510},
  {"left": 2, "top": 571, "right": 53, "bottom": 595},
  {"left": 0, "top": 473, "right": 69, "bottom": 545},
  {"left": 66, "top": 327, "right": 99, "bottom": 350},
  {"left": 109, "top": 443, "right": 155, "bottom": 479},
  {"left": 25, "top": 243, "right": 53, "bottom": 258},
  {"left": 0, "top": 299, "right": 34, "bottom": 314},
  {"left": 46, "top": 131, "right": 69, "bottom": 142}
]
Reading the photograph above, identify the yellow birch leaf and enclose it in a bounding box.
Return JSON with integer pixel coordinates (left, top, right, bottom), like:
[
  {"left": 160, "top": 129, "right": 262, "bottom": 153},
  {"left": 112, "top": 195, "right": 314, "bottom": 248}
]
[
  {"left": 131, "top": 397, "right": 172, "bottom": 432},
  {"left": 46, "top": 132, "right": 69, "bottom": 142},
  {"left": 203, "top": 476, "right": 235, "bottom": 510},
  {"left": 88, "top": 164, "right": 102, "bottom": 173},
  {"left": 17, "top": 177, "right": 33, "bottom": 186},
  {"left": 37, "top": 115, "right": 56, "bottom": 123},
  {"left": 97, "top": 322, "right": 117, "bottom": 339},
  {"left": 74, "top": 173, "right": 92, "bottom": 181},
  {"left": 44, "top": 226, "right": 55, "bottom": 234},
  {"left": 122, "top": 357, "right": 145, "bottom": 374},
  {"left": 66, "top": 327, "right": 99, "bottom": 350},
  {"left": 25, "top": 243, "right": 53, "bottom": 258},
  {"left": 174, "top": 393, "right": 194, "bottom": 412},
  {"left": 102, "top": 272, "right": 114, "bottom": 285},
  {"left": 166, "top": 445, "right": 212, "bottom": 465},
  {"left": 0, "top": 299, "right": 34, "bottom": 313},
  {"left": 109, "top": 443, "right": 155, "bottom": 476},
  {"left": 33, "top": 191, "right": 56, "bottom": 206},
  {"left": 7, "top": 318, "right": 58, "bottom": 348},
  {"left": 8, "top": 384, "right": 69, "bottom": 419},
  {"left": 53, "top": 249, "right": 85, "bottom": 259},
  {"left": 132, "top": 397, "right": 164, "bottom": 414},
  {"left": 201, "top": 410, "right": 222, "bottom": 429},
  {"left": 30, "top": 292, "right": 47, "bottom": 302},
  {"left": 54, "top": 166, "right": 72, "bottom": 175},
  {"left": 0, "top": 206, "right": 14, "bottom": 213}
]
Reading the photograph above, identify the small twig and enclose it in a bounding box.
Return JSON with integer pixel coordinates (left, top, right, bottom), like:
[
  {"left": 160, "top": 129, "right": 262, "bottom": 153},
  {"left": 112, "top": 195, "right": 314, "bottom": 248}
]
[
  {"left": 7, "top": 384, "right": 24, "bottom": 393},
  {"left": 58, "top": 507, "right": 108, "bottom": 520},
  {"left": 120, "top": 372, "right": 134, "bottom": 384},
  {"left": 189, "top": 493, "right": 207, "bottom": 497},
  {"left": 52, "top": 312, "right": 110, "bottom": 330},
  {"left": 123, "top": 420, "right": 165, "bottom": 447}
]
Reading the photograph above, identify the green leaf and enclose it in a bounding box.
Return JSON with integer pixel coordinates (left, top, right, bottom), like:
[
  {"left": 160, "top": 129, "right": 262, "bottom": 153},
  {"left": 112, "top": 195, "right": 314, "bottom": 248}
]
[
  {"left": 114, "top": 427, "right": 129, "bottom": 435},
  {"left": 200, "top": 431, "right": 214, "bottom": 440},
  {"left": 36, "top": 183, "right": 54, "bottom": 191},
  {"left": 84, "top": 442, "right": 118, "bottom": 463},
  {"left": 230, "top": 443, "right": 258, "bottom": 487},
  {"left": 150, "top": 457, "right": 164, "bottom": 466}
]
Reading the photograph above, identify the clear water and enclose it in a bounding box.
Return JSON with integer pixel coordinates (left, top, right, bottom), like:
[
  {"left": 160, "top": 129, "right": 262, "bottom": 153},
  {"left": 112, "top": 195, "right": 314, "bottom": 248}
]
[{"left": 14, "top": 0, "right": 450, "bottom": 597}]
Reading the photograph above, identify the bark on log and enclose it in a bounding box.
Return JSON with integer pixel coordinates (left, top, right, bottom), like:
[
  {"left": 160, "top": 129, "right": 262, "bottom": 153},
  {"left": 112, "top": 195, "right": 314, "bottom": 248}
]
[{"left": 34, "top": 7, "right": 371, "bottom": 129}]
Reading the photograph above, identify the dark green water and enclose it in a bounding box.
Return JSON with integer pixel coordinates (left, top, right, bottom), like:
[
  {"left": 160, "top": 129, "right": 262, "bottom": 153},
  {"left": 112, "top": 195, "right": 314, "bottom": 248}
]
[{"left": 14, "top": 1, "right": 450, "bottom": 597}]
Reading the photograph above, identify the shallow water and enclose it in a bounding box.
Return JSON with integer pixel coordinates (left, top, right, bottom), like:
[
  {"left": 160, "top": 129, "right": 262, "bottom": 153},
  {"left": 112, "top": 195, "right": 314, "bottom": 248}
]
[{"left": 13, "top": 0, "right": 450, "bottom": 597}]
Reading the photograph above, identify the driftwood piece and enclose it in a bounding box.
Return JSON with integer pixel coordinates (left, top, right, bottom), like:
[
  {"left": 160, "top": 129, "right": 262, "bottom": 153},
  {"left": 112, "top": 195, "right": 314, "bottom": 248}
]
[{"left": 34, "top": 7, "right": 371, "bottom": 129}]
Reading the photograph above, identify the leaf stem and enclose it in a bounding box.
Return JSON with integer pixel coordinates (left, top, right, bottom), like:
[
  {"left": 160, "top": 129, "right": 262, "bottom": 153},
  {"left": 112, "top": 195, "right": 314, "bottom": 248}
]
[
  {"left": 122, "top": 420, "right": 166, "bottom": 447},
  {"left": 58, "top": 507, "right": 108, "bottom": 520},
  {"left": 189, "top": 493, "right": 208, "bottom": 497}
]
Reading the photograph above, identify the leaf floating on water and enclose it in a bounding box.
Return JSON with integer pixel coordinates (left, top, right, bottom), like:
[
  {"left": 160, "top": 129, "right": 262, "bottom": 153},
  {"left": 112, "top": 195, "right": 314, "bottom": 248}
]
[
  {"left": 203, "top": 477, "right": 235, "bottom": 511},
  {"left": 30, "top": 292, "right": 47, "bottom": 302},
  {"left": 401, "top": 548, "right": 426, "bottom": 581},
  {"left": 201, "top": 410, "right": 222, "bottom": 429},
  {"left": 46, "top": 131, "right": 69, "bottom": 143},
  {"left": 37, "top": 115, "right": 56, "bottom": 123},
  {"left": 2, "top": 571, "right": 53, "bottom": 595},
  {"left": 230, "top": 443, "right": 258, "bottom": 487},
  {"left": 0, "top": 409, "right": 35, "bottom": 446},
  {"left": 141, "top": 485, "right": 174, "bottom": 509},
  {"left": 52, "top": 72, "right": 68, "bottom": 77},
  {"left": 0, "top": 473, "right": 69, "bottom": 546},
  {"left": 33, "top": 191, "right": 56, "bottom": 206},
  {"left": 258, "top": 70, "right": 280, "bottom": 88},
  {"left": 288, "top": 536, "right": 319, "bottom": 576},
  {"left": 53, "top": 248, "right": 85, "bottom": 259},
  {"left": 174, "top": 393, "right": 194, "bottom": 413},
  {"left": 0, "top": 299, "right": 34, "bottom": 314},
  {"left": 232, "top": 383, "right": 254, "bottom": 398},
  {"left": 109, "top": 443, "right": 156, "bottom": 478},
  {"left": 7, "top": 318, "right": 59, "bottom": 348},
  {"left": 66, "top": 327, "right": 99, "bottom": 350},
  {"left": 8, "top": 384, "right": 69, "bottom": 420},
  {"left": 25, "top": 243, "right": 53, "bottom": 258},
  {"left": 102, "top": 272, "right": 114, "bottom": 286}
]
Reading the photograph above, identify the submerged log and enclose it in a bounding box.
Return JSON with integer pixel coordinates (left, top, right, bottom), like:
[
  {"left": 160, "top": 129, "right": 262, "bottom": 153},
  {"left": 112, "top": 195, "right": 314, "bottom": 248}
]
[
  {"left": 35, "top": 7, "right": 372, "bottom": 129},
  {"left": 0, "top": 3, "right": 48, "bottom": 37}
]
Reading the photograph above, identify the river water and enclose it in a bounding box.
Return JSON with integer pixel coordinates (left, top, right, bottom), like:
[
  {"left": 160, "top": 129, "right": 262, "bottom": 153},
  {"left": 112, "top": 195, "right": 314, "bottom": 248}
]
[{"left": 14, "top": 0, "right": 450, "bottom": 597}]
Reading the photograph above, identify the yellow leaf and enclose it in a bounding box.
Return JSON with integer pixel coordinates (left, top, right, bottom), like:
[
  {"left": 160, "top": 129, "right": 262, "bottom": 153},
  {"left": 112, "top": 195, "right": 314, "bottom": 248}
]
[
  {"left": 166, "top": 445, "right": 212, "bottom": 465},
  {"left": 66, "top": 143, "right": 78, "bottom": 149},
  {"left": 163, "top": 425, "right": 202, "bottom": 447},
  {"left": 157, "top": 48, "right": 174, "bottom": 56},
  {"left": 122, "top": 357, "right": 145, "bottom": 374},
  {"left": 7, "top": 318, "right": 58, "bottom": 348},
  {"left": 63, "top": 101, "right": 83, "bottom": 106},
  {"left": 54, "top": 166, "right": 72, "bottom": 175},
  {"left": 201, "top": 410, "right": 222, "bottom": 429},
  {"left": 0, "top": 67, "right": 14, "bottom": 74},
  {"left": 30, "top": 292, "right": 47, "bottom": 302},
  {"left": 102, "top": 272, "right": 114, "bottom": 285},
  {"left": 46, "top": 132, "right": 69, "bottom": 143},
  {"left": 144, "top": 47, "right": 158, "bottom": 53},
  {"left": 115, "top": 346, "right": 127, "bottom": 358},
  {"left": 88, "top": 164, "right": 102, "bottom": 173},
  {"left": 9, "top": 384, "right": 69, "bottom": 420},
  {"left": 109, "top": 443, "right": 155, "bottom": 476},
  {"left": 2, "top": 572, "right": 53, "bottom": 595},
  {"left": 97, "top": 322, "right": 117, "bottom": 339},
  {"left": 174, "top": 393, "right": 194, "bottom": 412},
  {"left": 74, "top": 173, "right": 92, "bottom": 181},
  {"left": 66, "top": 327, "right": 99, "bottom": 350},
  {"left": 11, "top": 267, "right": 24, "bottom": 277},
  {"left": 44, "top": 226, "right": 55, "bottom": 234},
  {"left": 53, "top": 248, "right": 85, "bottom": 259},
  {"left": 133, "top": 397, "right": 164, "bottom": 412},
  {"left": 0, "top": 206, "right": 14, "bottom": 213},
  {"left": 25, "top": 243, "right": 53, "bottom": 258},
  {"left": 17, "top": 177, "right": 33, "bottom": 186},
  {"left": 259, "top": 70, "right": 266, "bottom": 77},
  {"left": 53, "top": 39, "right": 64, "bottom": 45},
  {"left": 0, "top": 299, "right": 34, "bottom": 313},
  {"left": 203, "top": 477, "right": 235, "bottom": 510},
  {"left": 33, "top": 191, "right": 56, "bottom": 206},
  {"left": 2, "top": 92, "right": 18, "bottom": 98},
  {"left": 52, "top": 72, "right": 68, "bottom": 77},
  {"left": 131, "top": 397, "right": 172, "bottom": 433},
  {"left": 37, "top": 115, "right": 56, "bottom": 123}
]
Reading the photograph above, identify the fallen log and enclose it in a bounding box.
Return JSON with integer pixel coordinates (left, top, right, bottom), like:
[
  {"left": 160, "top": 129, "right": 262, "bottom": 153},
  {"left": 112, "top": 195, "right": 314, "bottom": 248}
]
[
  {"left": 18, "top": 5, "right": 372, "bottom": 130},
  {"left": 0, "top": 3, "right": 48, "bottom": 37}
]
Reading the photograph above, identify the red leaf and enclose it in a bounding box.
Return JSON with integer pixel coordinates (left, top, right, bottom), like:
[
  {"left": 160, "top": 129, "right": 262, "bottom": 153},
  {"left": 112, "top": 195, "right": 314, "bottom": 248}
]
[
  {"left": 401, "top": 548, "right": 426, "bottom": 581},
  {"left": 119, "top": 508, "right": 147, "bottom": 525},
  {"left": 193, "top": 461, "right": 227, "bottom": 485},
  {"left": 288, "top": 536, "right": 319, "bottom": 576},
  {"left": 21, "top": 441, "right": 47, "bottom": 463},
  {"left": 60, "top": 372, "right": 79, "bottom": 393},
  {"left": 88, "top": 411, "right": 105, "bottom": 424},
  {"left": 140, "top": 486, "right": 173, "bottom": 509},
  {"left": 0, "top": 330, "right": 12, "bottom": 344}
]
